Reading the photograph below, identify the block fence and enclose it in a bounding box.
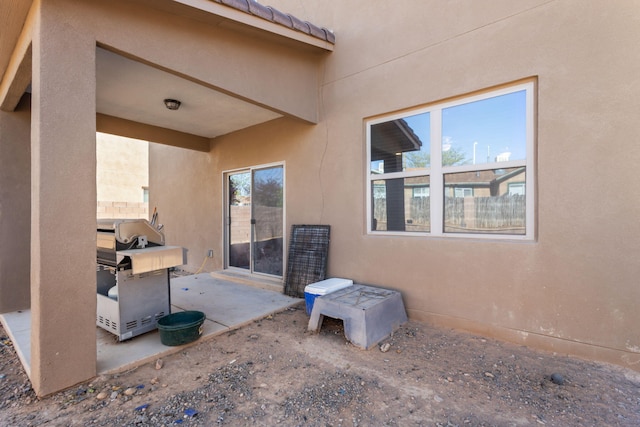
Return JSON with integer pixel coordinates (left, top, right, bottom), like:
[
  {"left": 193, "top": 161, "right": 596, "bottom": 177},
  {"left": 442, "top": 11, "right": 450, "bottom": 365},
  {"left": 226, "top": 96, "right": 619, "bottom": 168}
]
[{"left": 97, "top": 201, "right": 149, "bottom": 220}]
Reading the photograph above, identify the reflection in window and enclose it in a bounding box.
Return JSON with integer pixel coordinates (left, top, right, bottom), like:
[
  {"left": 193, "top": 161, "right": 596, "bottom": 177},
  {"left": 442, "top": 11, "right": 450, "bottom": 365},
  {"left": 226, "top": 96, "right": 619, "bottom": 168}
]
[
  {"left": 412, "top": 186, "right": 430, "bottom": 198},
  {"left": 453, "top": 188, "right": 473, "bottom": 198},
  {"left": 442, "top": 90, "right": 527, "bottom": 167},
  {"left": 370, "top": 113, "right": 430, "bottom": 174},
  {"left": 371, "top": 177, "right": 430, "bottom": 232},
  {"left": 443, "top": 168, "right": 526, "bottom": 235},
  {"left": 508, "top": 182, "right": 525, "bottom": 195},
  {"left": 367, "top": 80, "right": 534, "bottom": 238}
]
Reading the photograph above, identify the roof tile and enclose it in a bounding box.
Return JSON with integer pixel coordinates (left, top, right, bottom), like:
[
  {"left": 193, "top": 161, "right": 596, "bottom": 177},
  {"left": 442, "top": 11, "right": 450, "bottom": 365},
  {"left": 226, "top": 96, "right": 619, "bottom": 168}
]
[
  {"left": 211, "top": 0, "right": 334, "bottom": 44},
  {"left": 287, "top": 14, "right": 310, "bottom": 35},
  {"left": 220, "top": 0, "right": 249, "bottom": 13},
  {"left": 322, "top": 28, "right": 336, "bottom": 45},
  {"left": 307, "top": 23, "right": 327, "bottom": 40},
  {"left": 247, "top": 2, "right": 273, "bottom": 21},
  {"left": 267, "top": 6, "right": 293, "bottom": 28}
]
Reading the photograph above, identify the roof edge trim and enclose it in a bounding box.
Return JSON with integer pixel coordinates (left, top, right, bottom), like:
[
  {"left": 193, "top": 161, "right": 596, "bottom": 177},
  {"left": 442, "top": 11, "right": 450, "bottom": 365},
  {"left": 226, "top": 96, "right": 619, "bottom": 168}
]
[{"left": 171, "top": 0, "right": 335, "bottom": 50}]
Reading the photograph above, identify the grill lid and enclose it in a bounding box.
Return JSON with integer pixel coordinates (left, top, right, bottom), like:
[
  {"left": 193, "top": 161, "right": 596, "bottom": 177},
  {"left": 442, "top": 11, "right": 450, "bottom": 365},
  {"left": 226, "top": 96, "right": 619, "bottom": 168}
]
[{"left": 97, "top": 219, "right": 165, "bottom": 246}]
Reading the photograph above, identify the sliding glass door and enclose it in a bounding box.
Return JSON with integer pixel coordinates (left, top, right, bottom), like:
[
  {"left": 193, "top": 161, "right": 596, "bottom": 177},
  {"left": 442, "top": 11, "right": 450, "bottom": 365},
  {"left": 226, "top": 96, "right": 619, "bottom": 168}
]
[{"left": 227, "top": 165, "right": 284, "bottom": 277}]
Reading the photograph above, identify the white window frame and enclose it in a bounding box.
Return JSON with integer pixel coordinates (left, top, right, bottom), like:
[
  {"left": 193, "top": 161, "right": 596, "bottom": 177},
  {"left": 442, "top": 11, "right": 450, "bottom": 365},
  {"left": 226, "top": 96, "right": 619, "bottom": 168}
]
[
  {"left": 412, "top": 186, "right": 430, "bottom": 198},
  {"left": 508, "top": 182, "right": 526, "bottom": 196},
  {"left": 366, "top": 81, "right": 535, "bottom": 240},
  {"left": 453, "top": 187, "right": 473, "bottom": 198}
]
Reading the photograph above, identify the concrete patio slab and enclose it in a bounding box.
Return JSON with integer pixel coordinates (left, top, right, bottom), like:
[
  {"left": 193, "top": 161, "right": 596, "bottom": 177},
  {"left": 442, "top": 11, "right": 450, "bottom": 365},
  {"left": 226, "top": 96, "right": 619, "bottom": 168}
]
[
  {"left": 1, "top": 273, "right": 301, "bottom": 379},
  {"left": 0, "top": 309, "right": 31, "bottom": 376},
  {"left": 171, "top": 274, "right": 296, "bottom": 327}
]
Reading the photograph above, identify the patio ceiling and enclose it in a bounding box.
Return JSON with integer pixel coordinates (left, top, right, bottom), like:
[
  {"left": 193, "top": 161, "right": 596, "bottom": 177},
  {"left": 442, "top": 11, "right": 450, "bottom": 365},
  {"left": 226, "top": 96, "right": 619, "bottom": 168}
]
[
  {"left": 96, "top": 47, "right": 282, "bottom": 139},
  {"left": 0, "top": 0, "right": 334, "bottom": 147}
]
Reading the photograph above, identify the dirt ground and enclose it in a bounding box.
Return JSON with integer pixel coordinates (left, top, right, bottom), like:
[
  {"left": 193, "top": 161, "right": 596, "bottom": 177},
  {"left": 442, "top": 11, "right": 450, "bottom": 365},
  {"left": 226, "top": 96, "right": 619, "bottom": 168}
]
[{"left": 1, "top": 302, "right": 639, "bottom": 426}]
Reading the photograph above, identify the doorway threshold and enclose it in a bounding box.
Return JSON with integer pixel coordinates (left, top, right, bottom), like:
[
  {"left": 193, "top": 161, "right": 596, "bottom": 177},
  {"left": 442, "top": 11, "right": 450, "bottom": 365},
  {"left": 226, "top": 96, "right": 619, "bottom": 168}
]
[{"left": 210, "top": 270, "right": 283, "bottom": 293}]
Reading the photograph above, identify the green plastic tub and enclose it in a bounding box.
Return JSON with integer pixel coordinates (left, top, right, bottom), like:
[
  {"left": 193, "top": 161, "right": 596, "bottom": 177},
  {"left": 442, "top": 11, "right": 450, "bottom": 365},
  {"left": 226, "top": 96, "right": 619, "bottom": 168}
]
[{"left": 156, "top": 311, "right": 206, "bottom": 346}]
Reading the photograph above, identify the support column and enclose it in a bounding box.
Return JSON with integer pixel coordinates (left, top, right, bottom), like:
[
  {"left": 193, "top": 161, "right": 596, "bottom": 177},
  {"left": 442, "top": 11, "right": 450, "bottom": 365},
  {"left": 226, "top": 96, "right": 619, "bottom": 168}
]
[
  {"left": 384, "top": 154, "right": 406, "bottom": 232},
  {"left": 0, "top": 94, "right": 31, "bottom": 313},
  {"left": 30, "top": 2, "right": 97, "bottom": 396}
]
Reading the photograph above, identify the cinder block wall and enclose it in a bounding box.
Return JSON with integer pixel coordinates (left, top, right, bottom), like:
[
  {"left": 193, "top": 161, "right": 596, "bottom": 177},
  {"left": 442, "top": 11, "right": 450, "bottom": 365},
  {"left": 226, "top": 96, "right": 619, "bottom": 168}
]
[{"left": 97, "top": 201, "right": 149, "bottom": 219}]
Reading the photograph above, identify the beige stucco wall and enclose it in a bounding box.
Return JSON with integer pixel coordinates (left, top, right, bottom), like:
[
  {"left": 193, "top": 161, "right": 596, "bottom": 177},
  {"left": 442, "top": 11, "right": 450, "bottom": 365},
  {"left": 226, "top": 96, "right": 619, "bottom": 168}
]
[
  {"left": 30, "top": 0, "right": 98, "bottom": 395},
  {"left": 150, "top": 0, "right": 640, "bottom": 370},
  {"left": 150, "top": 143, "right": 218, "bottom": 268}
]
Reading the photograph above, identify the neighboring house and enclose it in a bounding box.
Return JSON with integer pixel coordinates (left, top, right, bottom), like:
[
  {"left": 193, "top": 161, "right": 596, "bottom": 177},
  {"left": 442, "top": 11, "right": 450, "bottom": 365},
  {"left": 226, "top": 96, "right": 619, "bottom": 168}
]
[
  {"left": 0, "top": 0, "right": 638, "bottom": 396},
  {"left": 96, "top": 132, "right": 149, "bottom": 219}
]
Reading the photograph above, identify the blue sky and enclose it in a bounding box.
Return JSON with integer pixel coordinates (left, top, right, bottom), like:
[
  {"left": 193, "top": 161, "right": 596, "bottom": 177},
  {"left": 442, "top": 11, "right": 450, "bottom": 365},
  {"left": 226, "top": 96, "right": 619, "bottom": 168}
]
[
  {"left": 442, "top": 90, "right": 527, "bottom": 164},
  {"left": 399, "top": 89, "right": 527, "bottom": 167}
]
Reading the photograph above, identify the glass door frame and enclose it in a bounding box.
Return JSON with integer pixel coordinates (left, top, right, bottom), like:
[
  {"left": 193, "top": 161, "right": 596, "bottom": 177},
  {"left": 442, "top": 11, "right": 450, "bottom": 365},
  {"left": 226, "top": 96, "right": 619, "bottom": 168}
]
[{"left": 223, "top": 162, "right": 286, "bottom": 278}]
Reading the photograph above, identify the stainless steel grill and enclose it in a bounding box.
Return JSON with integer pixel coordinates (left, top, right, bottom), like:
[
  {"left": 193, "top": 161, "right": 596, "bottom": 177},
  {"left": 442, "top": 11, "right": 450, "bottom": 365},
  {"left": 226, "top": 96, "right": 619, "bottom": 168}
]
[{"left": 96, "top": 219, "right": 186, "bottom": 341}]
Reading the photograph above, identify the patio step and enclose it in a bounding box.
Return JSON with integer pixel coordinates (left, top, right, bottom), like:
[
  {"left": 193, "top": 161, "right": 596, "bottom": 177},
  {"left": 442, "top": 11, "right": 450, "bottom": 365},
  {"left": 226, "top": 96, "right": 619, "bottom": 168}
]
[{"left": 209, "top": 270, "right": 284, "bottom": 294}]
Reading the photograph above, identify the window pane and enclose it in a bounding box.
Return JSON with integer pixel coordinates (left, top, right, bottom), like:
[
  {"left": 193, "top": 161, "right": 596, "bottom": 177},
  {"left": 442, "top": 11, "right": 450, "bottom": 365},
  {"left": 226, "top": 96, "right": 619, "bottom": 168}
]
[
  {"left": 443, "top": 167, "right": 526, "bottom": 235},
  {"left": 372, "top": 176, "right": 430, "bottom": 232},
  {"left": 229, "top": 172, "right": 251, "bottom": 269},
  {"left": 252, "top": 167, "right": 284, "bottom": 276},
  {"left": 370, "top": 112, "right": 430, "bottom": 174},
  {"left": 442, "top": 90, "right": 527, "bottom": 167}
]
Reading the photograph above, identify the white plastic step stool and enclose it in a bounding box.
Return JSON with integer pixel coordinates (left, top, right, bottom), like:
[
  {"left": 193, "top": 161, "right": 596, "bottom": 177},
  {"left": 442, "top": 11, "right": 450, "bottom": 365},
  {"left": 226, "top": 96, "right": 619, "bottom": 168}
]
[{"left": 308, "top": 284, "right": 407, "bottom": 349}]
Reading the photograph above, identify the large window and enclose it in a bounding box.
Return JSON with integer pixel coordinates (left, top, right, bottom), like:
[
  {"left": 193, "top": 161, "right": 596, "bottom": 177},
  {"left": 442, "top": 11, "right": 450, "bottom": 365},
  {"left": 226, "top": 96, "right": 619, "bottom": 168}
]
[{"left": 367, "top": 81, "right": 535, "bottom": 239}]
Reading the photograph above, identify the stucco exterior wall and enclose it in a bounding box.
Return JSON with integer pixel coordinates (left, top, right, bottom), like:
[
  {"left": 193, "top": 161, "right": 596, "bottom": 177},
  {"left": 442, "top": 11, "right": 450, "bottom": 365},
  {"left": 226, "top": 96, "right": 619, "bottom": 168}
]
[
  {"left": 150, "top": 143, "right": 217, "bottom": 268},
  {"left": 150, "top": 0, "right": 640, "bottom": 370},
  {"left": 30, "top": 0, "right": 98, "bottom": 395}
]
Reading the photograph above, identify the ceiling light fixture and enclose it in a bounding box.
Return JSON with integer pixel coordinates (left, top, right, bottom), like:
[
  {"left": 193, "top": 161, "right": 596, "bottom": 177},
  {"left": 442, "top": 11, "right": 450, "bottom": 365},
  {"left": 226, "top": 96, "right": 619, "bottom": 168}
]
[{"left": 163, "top": 98, "right": 181, "bottom": 110}]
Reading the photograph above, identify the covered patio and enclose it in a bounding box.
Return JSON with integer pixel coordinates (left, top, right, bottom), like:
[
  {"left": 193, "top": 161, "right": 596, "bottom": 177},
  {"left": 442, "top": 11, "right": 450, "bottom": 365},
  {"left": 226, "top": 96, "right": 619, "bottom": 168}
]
[
  {"left": 0, "top": 0, "right": 333, "bottom": 396},
  {"left": 1, "top": 273, "right": 300, "bottom": 377}
]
